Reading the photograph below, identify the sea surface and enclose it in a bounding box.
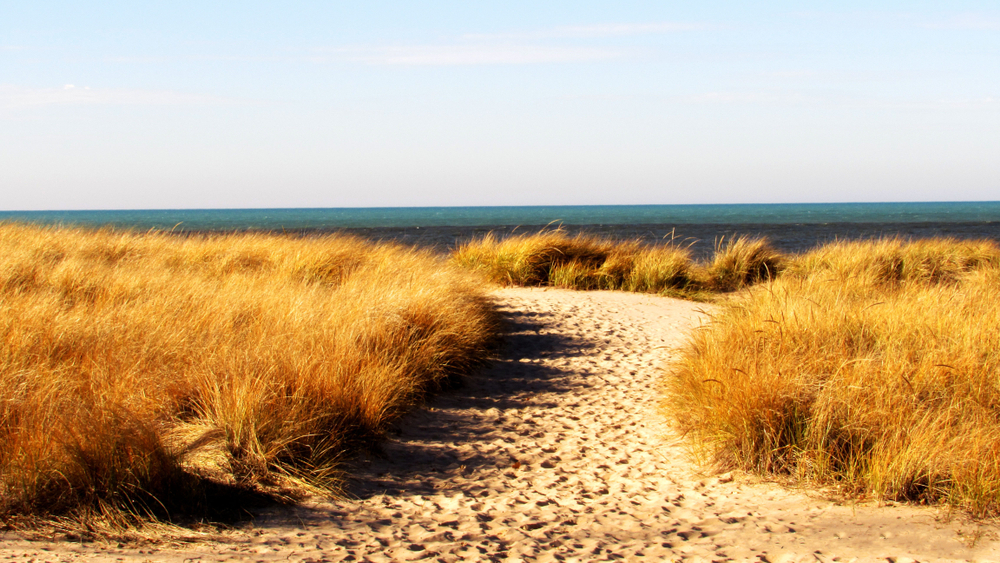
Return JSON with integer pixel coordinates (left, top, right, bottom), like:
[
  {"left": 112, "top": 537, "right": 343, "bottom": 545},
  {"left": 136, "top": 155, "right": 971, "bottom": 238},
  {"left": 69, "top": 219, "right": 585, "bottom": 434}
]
[{"left": 3, "top": 202, "right": 1000, "bottom": 259}]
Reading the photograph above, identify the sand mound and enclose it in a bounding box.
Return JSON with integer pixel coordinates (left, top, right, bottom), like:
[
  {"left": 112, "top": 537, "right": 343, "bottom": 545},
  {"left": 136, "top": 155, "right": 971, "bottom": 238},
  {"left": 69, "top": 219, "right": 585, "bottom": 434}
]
[{"left": 2, "top": 288, "right": 997, "bottom": 561}]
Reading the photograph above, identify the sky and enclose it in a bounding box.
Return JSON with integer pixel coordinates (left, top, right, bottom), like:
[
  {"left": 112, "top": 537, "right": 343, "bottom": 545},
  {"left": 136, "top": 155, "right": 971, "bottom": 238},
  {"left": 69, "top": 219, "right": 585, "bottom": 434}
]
[{"left": 1, "top": 1, "right": 998, "bottom": 210}]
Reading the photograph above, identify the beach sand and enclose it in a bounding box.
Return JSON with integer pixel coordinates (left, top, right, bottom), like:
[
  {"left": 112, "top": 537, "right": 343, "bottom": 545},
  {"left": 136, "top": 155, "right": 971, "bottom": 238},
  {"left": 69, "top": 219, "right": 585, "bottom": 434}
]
[{"left": 2, "top": 287, "right": 998, "bottom": 561}]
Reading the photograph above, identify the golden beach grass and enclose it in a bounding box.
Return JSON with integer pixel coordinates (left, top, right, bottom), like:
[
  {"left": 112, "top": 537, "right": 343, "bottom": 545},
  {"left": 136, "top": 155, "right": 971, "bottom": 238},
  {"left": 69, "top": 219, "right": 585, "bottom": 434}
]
[
  {"left": 451, "top": 231, "right": 617, "bottom": 287},
  {"left": 704, "top": 235, "right": 785, "bottom": 291},
  {"left": 663, "top": 237, "right": 1000, "bottom": 515},
  {"left": 8, "top": 221, "right": 997, "bottom": 524},
  {"left": 0, "top": 223, "right": 496, "bottom": 522},
  {"left": 451, "top": 230, "right": 718, "bottom": 297},
  {"left": 451, "top": 229, "right": 787, "bottom": 298}
]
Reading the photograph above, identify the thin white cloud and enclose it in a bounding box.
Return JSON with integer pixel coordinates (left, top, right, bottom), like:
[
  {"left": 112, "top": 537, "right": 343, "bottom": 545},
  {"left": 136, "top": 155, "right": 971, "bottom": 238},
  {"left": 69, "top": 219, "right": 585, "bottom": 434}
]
[
  {"left": 105, "top": 55, "right": 177, "bottom": 63},
  {"left": 0, "top": 84, "right": 234, "bottom": 109},
  {"left": 922, "top": 13, "right": 1000, "bottom": 30},
  {"left": 883, "top": 96, "right": 1000, "bottom": 110},
  {"left": 755, "top": 69, "right": 926, "bottom": 83},
  {"left": 675, "top": 90, "right": 999, "bottom": 111},
  {"left": 682, "top": 91, "right": 812, "bottom": 105},
  {"left": 315, "top": 21, "right": 698, "bottom": 66},
  {"left": 463, "top": 22, "right": 707, "bottom": 40},
  {"left": 758, "top": 70, "right": 822, "bottom": 79},
  {"left": 553, "top": 90, "right": 820, "bottom": 105},
  {"left": 792, "top": 10, "right": 1000, "bottom": 30},
  {"left": 330, "top": 44, "right": 621, "bottom": 66},
  {"left": 552, "top": 22, "right": 708, "bottom": 37}
]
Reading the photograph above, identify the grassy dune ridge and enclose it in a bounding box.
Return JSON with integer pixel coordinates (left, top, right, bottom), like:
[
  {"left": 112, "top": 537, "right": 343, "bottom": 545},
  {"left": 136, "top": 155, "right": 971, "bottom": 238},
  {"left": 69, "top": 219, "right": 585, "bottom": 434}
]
[
  {"left": 0, "top": 223, "right": 496, "bottom": 520},
  {"left": 5, "top": 222, "right": 1000, "bottom": 522},
  {"left": 451, "top": 230, "right": 782, "bottom": 296},
  {"left": 664, "top": 237, "right": 1000, "bottom": 515}
]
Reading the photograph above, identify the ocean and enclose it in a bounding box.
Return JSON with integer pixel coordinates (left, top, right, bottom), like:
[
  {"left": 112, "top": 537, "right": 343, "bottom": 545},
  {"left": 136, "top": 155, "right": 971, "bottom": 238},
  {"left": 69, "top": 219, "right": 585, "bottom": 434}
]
[{"left": 3, "top": 202, "right": 1000, "bottom": 259}]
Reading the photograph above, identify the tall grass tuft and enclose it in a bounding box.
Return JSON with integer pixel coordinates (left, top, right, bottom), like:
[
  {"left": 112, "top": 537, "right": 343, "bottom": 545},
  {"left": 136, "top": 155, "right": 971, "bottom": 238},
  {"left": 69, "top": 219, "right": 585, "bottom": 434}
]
[
  {"left": 663, "top": 237, "right": 1000, "bottom": 516},
  {"left": 705, "top": 236, "right": 785, "bottom": 292},
  {"left": 452, "top": 230, "right": 698, "bottom": 296},
  {"left": 0, "top": 223, "right": 496, "bottom": 521},
  {"left": 784, "top": 236, "right": 1000, "bottom": 285},
  {"left": 451, "top": 231, "right": 611, "bottom": 287}
]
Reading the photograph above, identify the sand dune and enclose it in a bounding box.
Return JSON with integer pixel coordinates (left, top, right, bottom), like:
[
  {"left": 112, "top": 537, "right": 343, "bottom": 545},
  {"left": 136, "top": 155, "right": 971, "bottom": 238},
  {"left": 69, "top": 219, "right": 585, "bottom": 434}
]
[{"left": 2, "top": 288, "right": 998, "bottom": 561}]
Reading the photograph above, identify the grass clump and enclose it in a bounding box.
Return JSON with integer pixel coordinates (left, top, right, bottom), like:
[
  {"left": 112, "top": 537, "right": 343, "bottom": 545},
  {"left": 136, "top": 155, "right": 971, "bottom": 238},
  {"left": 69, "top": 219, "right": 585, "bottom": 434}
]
[
  {"left": 784, "top": 236, "right": 1000, "bottom": 285},
  {"left": 451, "top": 231, "right": 612, "bottom": 287},
  {"left": 0, "top": 223, "right": 496, "bottom": 523},
  {"left": 452, "top": 230, "right": 699, "bottom": 296},
  {"left": 663, "top": 237, "right": 1000, "bottom": 516},
  {"left": 705, "top": 235, "right": 785, "bottom": 291}
]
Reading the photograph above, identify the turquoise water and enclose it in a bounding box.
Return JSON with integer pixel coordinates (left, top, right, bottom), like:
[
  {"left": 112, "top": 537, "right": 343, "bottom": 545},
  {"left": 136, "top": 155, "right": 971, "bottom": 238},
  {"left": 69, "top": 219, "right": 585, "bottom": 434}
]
[
  {"left": 3, "top": 202, "right": 1000, "bottom": 231},
  {"left": 3, "top": 202, "right": 1000, "bottom": 257}
]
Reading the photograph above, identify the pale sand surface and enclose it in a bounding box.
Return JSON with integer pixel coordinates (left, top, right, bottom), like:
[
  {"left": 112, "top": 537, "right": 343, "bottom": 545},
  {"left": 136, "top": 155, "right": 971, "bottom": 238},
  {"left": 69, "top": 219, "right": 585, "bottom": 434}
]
[{"left": 2, "top": 287, "right": 999, "bottom": 562}]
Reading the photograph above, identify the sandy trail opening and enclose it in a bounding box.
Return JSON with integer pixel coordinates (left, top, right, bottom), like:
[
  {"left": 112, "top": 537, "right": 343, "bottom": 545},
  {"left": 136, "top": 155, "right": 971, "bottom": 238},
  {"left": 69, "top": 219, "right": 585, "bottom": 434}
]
[{"left": 2, "top": 288, "right": 998, "bottom": 562}]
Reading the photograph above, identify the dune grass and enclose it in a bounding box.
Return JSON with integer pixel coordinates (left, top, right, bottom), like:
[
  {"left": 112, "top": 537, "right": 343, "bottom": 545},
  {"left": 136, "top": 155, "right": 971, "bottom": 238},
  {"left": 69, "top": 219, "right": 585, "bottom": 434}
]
[
  {"left": 10, "top": 221, "right": 996, "bottom": 524},
  {"left": 663, "top": 237, "right": 1000, "bottom": 516},
  {"left": 451, "top": 231, "right": 618, "bottom": 288},
  {"left": 0, "top": 223, "right": 496, "bottom": 524},
  {"left": 704, "top": 235, "right": 785, "bottom": 292},
  {"left": 451, "top": 230, "right": 771, "bottom": 298}
]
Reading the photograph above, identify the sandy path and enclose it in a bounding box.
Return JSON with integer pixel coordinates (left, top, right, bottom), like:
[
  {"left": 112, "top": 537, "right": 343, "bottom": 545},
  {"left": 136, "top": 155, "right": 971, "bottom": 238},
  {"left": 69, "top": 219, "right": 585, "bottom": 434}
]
[{"left": 2, "top": 288, "right": 999, "bottom": 562}]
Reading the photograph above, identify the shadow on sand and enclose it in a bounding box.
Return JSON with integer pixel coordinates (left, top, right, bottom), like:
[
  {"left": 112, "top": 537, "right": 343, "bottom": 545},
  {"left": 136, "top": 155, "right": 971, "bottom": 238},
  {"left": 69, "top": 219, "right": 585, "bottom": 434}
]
[{"left": 335, "top": 305, "right": 595, "bottom": 501}]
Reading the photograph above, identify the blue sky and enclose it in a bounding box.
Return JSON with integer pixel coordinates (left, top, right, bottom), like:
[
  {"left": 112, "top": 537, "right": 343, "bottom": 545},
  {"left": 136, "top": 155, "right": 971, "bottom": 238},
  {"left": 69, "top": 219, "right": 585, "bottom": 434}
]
[{"left": 2, "top": 2, "right": 998, "bottom": 210}]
